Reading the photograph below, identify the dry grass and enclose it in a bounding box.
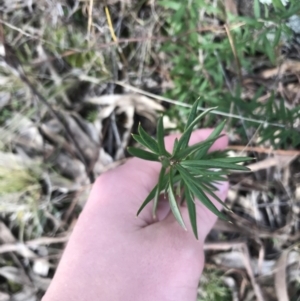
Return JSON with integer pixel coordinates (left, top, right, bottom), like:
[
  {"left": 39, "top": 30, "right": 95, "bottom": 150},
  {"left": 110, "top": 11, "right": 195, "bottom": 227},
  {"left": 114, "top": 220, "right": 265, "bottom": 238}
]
[{"left": 0, "top": 0, "right": 299, "bottom": 300}]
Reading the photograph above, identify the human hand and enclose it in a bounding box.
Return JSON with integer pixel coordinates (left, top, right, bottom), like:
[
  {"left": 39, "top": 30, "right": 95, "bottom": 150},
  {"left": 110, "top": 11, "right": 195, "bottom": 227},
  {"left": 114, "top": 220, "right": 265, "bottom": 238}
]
[{"left": 43, "top": 129, "right": 229, "bottom": 301}]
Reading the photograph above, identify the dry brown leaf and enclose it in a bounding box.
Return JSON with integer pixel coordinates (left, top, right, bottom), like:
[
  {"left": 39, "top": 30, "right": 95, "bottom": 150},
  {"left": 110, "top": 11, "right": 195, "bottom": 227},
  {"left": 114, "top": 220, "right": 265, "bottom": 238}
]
[
  {"left": 210, "top": 248, "right": 273, "bottom": 276},
  {"left": 286, "top": 83, "right": 300, "bottom": 94},
  {"left": 93, "top": 148, "right": 114, "bottom": 176},
  {"left": 0, "top": 243, "right": 37, "bottom": 258},
  {"left": 224, "top": 0, "right": 238, "bottom": 15},
  {"left": 211, "top": 250, "right": 246, "bottom": 269},
  {"left": 40, "top": 123, "right": 76, "bottom": 155},
  {"left": 274, "top": 249, "right": 290, "bottom": 301},
  {"left": 85, "top": 94, "right": 164, "bottom": 123},
  {"left": 222, "top": 276, "right": 239, "bottom": 301},
  {"left": 0, "top": 221, "right": 37, "bottom": 258},
  {"left": 27, "top": 234, "right": 70, "bottom": 246},
  {"left": 246, "top": 155, "right": 297, "bottom": 172},
  {"left": 240, "top": 245, "right": 265, "bottom": 301},
  {"left": 260, "top": 60, "right": 300, "bottom": 78},
  {"left": 0, "top": 234, "right": 71, "bottom": 256},
  {"left": 228, "top": 145, "right": 300, "bottom": 156},
  {"left": 64, "top": 113, "right": 99, "bottom": 164},
  {"left": 52, "top": 152, "right": 89, "bottom": 185},
  {"left": 85, "top": 94, "right": 163, "bottom": 161}
]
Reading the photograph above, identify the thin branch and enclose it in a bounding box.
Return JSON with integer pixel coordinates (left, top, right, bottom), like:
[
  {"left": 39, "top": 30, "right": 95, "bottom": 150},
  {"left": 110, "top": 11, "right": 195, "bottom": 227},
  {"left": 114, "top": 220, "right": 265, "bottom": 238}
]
[
  {"left": 87, "top": 0, "right": 94, "bottom": 39},
  {"left": 229, "top": 145, "right": 300, "bottom": 156},
  {"left": 115, "top": 81, "right": 286, "bottom": 128}
]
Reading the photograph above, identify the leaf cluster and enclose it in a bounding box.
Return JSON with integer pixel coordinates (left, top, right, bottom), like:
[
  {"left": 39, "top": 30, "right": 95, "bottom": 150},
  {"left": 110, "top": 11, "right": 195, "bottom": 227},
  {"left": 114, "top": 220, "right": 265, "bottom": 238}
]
[{"left": 128, "top": 100, "right": 251, "bottom": 239}]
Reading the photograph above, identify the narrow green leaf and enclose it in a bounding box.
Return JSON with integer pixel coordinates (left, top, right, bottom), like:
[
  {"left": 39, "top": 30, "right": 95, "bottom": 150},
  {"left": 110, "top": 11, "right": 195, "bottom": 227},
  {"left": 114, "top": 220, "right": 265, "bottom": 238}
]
[
  {"left": 137, "top": 185, "right": 157, "bottom": 216},
  {"left": 153, "top": 167, "right": 166, "bottom": 218},
  {"left": 186, "top": 166, "right": 229, "bottom": 176},
  {"left": 254, "top": 0, "right": 261, "bottom": 19},
  {"left": 157, "top": 116, "right": 167, "bottom": 155},
  {"left": 185, "top": 107, "right": 217, "bottom": 134},
  {"left": 213, "top": 157, "right": 252, "bottom": 164},
  {"left": 185, "top": 98, "right": 200, "bottom": 130},
  {"left": 137, "top": 173, "right": 182, "bottom": 216},
  {"left": 193, "top": 175, "right": 228, "bottom": 184},
  {"left": 203, "top": 150, "right": 228, "bottom": 160},
  {"left": 172, "top": 138, "right": 179, "bottom": 156},
  {"left": 164, "top": 180, "right": 170, "bottom": 197},
  {"left": 137, "top": 172, "right": 170, "bottom": 216},
  {"left": 127, "top": 147, "right": 160, "bottom": 162},
  {"left": 264, "top": 35, "right": 276, "bottom": 65},
  {"left": 175, "top": 178, "right": 182, "bottom": 196},
  {"left": 200, "top": 179, "right": 224, "bottom": 191},
  {"left": 198, "top": 182, "right": 230, "bottom": 210},
  {"left": 132, "top": 134, "right": 149, "bottom": 148},
  {"left": 273, "top": 27, "right": 282, "bottom": 47},
  {"left": 180, "top": 159, "right": 250, "bottom": 171},
  {"left": 282, "top": 3, "right": 300, "bottom": 18},
  {"left": 194, "top": 119, "right": 226, "bottom": 159},
  {"left": 168, "top": 168, "right": 186, "bottom": 230},
  {"left": 173, "top": 107, "right": 217, "bottom": 156},
  {"left": 272, "top": 0, "right": 285, "bottom": 10},
  {"left": 185, "top": 186, "right": 198, "bottom": 239},
  {"left": 176, "top": 164, "right": 227, "bottom": 220},
  {"left": 176, "top": 167, "right": 228, "bottom": 210},
  {"left": 187, "top": 166, "right": 229, "bottom": 182},
  {"left": 138, "top": 124, "right": 160, "bottom": 154},
  {"left": 174, "top": 134, "right": 224, "bottom": 159}
]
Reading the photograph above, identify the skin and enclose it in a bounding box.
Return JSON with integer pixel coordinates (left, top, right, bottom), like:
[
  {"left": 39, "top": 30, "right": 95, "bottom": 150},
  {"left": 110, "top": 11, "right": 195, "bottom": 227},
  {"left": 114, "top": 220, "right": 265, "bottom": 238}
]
[{"left": 42, "top": 129, "right": 229, "bottom": 301}]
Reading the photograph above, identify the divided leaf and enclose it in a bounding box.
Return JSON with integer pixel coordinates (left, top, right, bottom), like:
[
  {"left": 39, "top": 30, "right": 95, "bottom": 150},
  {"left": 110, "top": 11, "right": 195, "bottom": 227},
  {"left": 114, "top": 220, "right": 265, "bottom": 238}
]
[{"left": 129, "top": 105, "right": 252, "bottom": 239}]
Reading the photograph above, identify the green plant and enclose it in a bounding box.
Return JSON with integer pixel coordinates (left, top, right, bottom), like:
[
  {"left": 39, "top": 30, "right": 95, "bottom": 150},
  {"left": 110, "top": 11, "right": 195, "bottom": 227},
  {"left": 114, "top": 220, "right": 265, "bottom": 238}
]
[
  {"left": 198, "top": 269, "right": 231, "bottom": 301},
  {"left": 128, "top": 100, "right": 251, "bottom": 239},
  {"left": 159, "top": 0, "right": 300, "bottom": 149}
]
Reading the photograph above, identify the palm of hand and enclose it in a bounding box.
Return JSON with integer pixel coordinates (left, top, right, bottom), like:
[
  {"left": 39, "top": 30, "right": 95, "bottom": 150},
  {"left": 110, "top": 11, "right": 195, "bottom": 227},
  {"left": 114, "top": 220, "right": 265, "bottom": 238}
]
[{"left": 43, "top": 129, "right": 228, "bottom": 301}]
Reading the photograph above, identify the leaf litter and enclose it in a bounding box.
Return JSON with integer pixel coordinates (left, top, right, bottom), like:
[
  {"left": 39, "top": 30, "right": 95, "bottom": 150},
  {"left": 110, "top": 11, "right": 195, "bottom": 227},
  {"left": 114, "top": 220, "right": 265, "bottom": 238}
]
[{"left": 0, "top": 0, "right": 299, "bottom": 300}]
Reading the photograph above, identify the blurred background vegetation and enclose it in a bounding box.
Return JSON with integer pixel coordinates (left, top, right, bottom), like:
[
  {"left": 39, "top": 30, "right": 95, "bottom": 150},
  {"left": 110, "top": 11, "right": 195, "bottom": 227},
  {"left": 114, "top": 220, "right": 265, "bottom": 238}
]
[{"left": 0, "top": 0, "right": 300, "bottom": 300}]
